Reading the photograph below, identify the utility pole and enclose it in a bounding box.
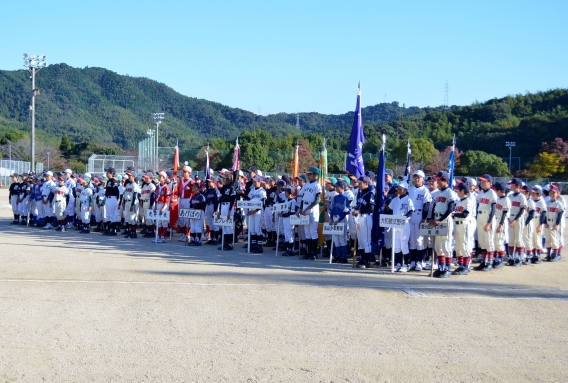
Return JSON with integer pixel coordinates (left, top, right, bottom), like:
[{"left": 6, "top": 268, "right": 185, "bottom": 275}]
[{"left": 505, "top": 142, "right": 516, "bottom": 173}]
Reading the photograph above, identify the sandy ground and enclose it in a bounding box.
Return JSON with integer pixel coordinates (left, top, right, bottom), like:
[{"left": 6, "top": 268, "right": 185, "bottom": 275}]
[{"left": 1, "top": 189, "right": 567, "bottom": 382}]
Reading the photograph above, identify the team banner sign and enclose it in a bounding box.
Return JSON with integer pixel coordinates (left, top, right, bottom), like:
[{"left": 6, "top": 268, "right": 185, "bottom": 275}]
[
  {"left": 378, "top": 214, "right": 408, "bottom": 228},
  {"left": 179, "top": 209, "right": 203, "bottom": 219},
  {"left": 237, "top": 200, "right": 263, "bottom": 209},
  {"left": 419, "top": 223, "right": 448, "bottom": 236},
  {"left": 272, "top": 203, "right": 288, "bottom": 212},
  {"left": 146, "top": 210, "right": 170, "bottom": 221},
  {"left": 322, "top": 223, "right": 345, "bottom": 235},
  {"left": 214, "top": 217, "right": 234, "bottom": 227},
  {"left": 290, "top": 215, "right": 309, "bottom": 225}
]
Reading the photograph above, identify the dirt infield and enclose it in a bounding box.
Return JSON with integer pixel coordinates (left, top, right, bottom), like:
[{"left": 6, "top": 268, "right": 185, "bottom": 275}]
[{"left": 1, "top": 190, "right": 567, "bottom": 382}]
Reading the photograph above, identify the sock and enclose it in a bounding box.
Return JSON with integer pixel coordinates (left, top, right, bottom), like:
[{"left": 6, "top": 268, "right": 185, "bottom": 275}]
[
  {"left": 488, "top": 252, "right": 494, "bottom": 263},
  {"left": 438, "top": 255, "right": 446, "bottom": 272},
  {"left": 458, "top": 256, "right": 464, "bottom": 266},
  {"left": 403, "top": 252, "right": 410, "bottom": 265},
  {"left": 445, "top": 257, "right": 452, "bottom": 271},
  {"left": 481, "top": 251, "right": 488, "bottom": 263}
]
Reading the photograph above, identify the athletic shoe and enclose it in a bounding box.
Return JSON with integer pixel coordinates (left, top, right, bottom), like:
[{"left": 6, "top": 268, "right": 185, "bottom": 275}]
[
  {"left": 44, "top": 223, "right": 53, "bottom": 230},
  {"left": 356, "top": 261, "right": 370, "bottom": 269},
  {"left": 152, "top": 238, "right": 161, "bottom": 243},
  {"left": 337, "top": 258, "right": 348, "bottom": 264},
  {"left": 507, "top": 259, "right": 515, "bottom": 266},
  {"left": 549, "top": 254, "right": 558, "bottom": 262},
  {"left": 55, "top": 226, "right": 62, "bottom": 232},
  {"left": 451, "top": 266, "right": 464, "bottom": 275},
  {"left": 206, "top": 239, "right": 218, "bottom": 245},
  {"left": 438, "top": 270, "right": 451, "bottom": 278},
  {"left": 433, "top": 269, "right": 442, "bottom": 277},
  {"left": 513, "top": 258, "right": 522, "bottom": 267},
  {"left": 408, "top": 262, "right": 416, "bottom": 271},
  {"left": 482, "top": 263, "right": 493, "bottom": 271},
  {"left": 474, "top": 262, "right": 486, "bottom": 271},
  {"left": 399, "top": 265, "right": 408, "bottom": 273},
  {"left": 493, "top": 262, "right": 504, "bottom": 269},
  {"left": 158, "top": 237, "right": 166, "bottom": 243},
  {"left": 252, "top": 247, "right": 264, "bottom": 254},
  {"left": 178, "top": 235, "right": 187, "bottom": 242},
  {"left": 415, "top": 263, "right": 423, "bottom": 272}
]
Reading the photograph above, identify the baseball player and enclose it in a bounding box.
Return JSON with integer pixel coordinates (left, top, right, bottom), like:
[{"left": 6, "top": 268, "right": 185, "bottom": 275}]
[
  {"left": 474, "top": 174, "right": 498, "bottom": 271},
  {"left": 520, "top": 185, "right": 536, "bottom": 264},
  {"left": 528, "top": 185, "right": 546, "bottom": 263},
  {"left": 74, "top": 172, "right": 84, "bottom": 229},
  {"left": 491, "top": 182, "right": 510, "bottom": 269},
  {"left": 8, "top": 174, "right": 20, "bottom": 224},
  {"left": 298, "top": 167, "right": 323, "bottom": 260},
  {"left": 62, "top": 170, "right": 76, "bottom": 229},
  {"left": 102, "top": 168, "right": 121, "bottom": 236},
  {"left": 177, "top": 167, "right": 194, "bottom": 242},
  {"left": 429, "top": 171, "right": 457, "bottom": 278},
  {"left": 328, "top": 180, "right": 351, "bottom": 263},
  {"left": 544, "top": 185, "right": 564, "bottom": 261},
  {"left": 153, "top": 171, "right": 171, "bottom": 243},
  {"left": 408, "top": 170, "right": 432, "bottom": 271},
  {"left": 122, "top": 171, "right": 141, "bottom": 238},
  {"left": 93, "top": 177, "right": 106, "bottom": 232},
  {"left": 247, "top": 175, "right": 267, "bottom": 253},
  {"left": 78, "top": 176, "right": 94, "bottom": 233},
  {"left": 187, "top": 182, "right": 206, "bottom": 246},
  {"left": 506, "top": 178, "right": 527, "bottom": 266},
  {"left": 41, "top": 171, "right": 56, "bottom": 229},
  {"left": 16, "top": 173, "right": 31, "bottom": 225},
  {"left": 452, "top": 183, "right": 473, "bottom": 275},
  {"left": 353, "top": 175, "right": 375, "bottom": 269},
  {"left": 217, "top": 172, "right": 239, "bottom": 251},
  {"left": 278, "top": 187, "right": 298, "bottom": 256},
  {"left": 49, "top": 176, "right": 70, "bottom": 232},
  {"left": 388, "top": 181, "right": 414, "bottom": 272},
  {"left": 204, "top": 176, "right": 221, "bottom": 245}
]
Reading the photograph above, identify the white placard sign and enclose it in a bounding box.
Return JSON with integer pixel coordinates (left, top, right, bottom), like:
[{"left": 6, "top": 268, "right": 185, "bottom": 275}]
[
  {"left": 419, "top": 222, "right": 448, "bottom": 236},
  {"left": 237, "top": 199, "right": 263, "bottom": 209},
  {"left": 322, "top": 223, "right": 345, "bottom": 235},
  {"left": 214, "top": 217, "right": 234, "bottom": 227},
  {"left": 378, "top": 214, "right": 408, "bottom": 228},
  {"left": 146, "top": 209, "right": 170, "bottom": 221},
  {"left": 290, "top": 215, "right": 309, "bottom": 225},
  {"left": 272, "top": 202, "right": 288, "bottom": 212},
  {"left": 179, "top": 209, "right": 202, "bottom": 219}
]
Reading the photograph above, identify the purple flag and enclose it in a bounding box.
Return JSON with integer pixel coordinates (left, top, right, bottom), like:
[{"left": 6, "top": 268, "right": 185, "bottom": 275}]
[
  {"left": 345, "top": 85, "right": 365, "bottom": 177},
  {"left": 403, "top": 139, "right": 411, "bottom": 184},
  {"left": 372, "top": 134, "right": 386, "bottom": 248}
]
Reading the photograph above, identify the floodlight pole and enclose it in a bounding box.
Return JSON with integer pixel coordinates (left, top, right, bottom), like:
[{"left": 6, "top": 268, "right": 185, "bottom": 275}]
[
  {"left": 47, "top": 152, "right": 50, "bottom": 169},
  {"left": 505, "top": 141, "right": 516, "bottom": 173},
  {"left": 153, "top": 113, "right": 164, "bottom": 170},
  {"left": 23, "top": 54, "right": 48, "bottom": 173}
]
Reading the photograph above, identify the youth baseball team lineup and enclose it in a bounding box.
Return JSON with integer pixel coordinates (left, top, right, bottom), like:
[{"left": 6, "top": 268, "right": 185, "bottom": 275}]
[{"left": 6, "top": 164, "right": 565, "bottom": 278}]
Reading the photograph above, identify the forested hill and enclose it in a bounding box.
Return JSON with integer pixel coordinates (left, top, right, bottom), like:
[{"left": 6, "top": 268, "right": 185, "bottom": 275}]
[
  {"left": 0, "top": 63, "right": 567, "bottom": 163},
  {"left": 0, "top": 64, "right": 419, "bottom": 149}
]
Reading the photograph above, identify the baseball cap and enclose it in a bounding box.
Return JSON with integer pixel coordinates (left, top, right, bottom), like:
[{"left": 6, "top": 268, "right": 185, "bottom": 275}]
[
  {"left": 492, "top": 182, "right": 505, "bottom": 192},
  {"left": 306, "top": 166, "right": 320, "bottom": 174},
  {"left": 479, "top": 174, "right": 493, "bottom": 182},
  {"left": 282, "top": 187, "right": 292, "bottom": 194},
  {"left": 552, "top": 182, "right": 563, "bottom": 192},
  {"left": 385, "top": 169, "right": 394, "bottom": 176},
  {"left": 105, "top": 167, "right": 116, "bottom": 175},
  {"left": 413, "top": 170, "right": 425, "bottom": 178},
  {"left": 358, "top": 176, "right": 371, "bottom": 184},
  {"left": 157, "top": 171, "right": 167, "bottom": 178},
  {"left": 64, "top": 169, "right": 72, "bottom": 174},
  {"left": 277, "top": 180, "right": 286, "bottom": 187},
  {"left": 325, "top": 177, "right": 338, "bottom": 184},
  {"left": 126, "top": 171, "right": 135, "bottom": 177},
  {"left": 397, "top": 181, "right": 409, "bottom": 189},
  {"left": 182, "top": 165, "right": 192, "bottom": 172},
  {"left": 247, "top": 166, "right": 259, "bottom": 173},
  {"left": 457, "top": 183, "right": 469, "bottom": 193},
  {"left": 433, "top": 171, "right": 450, "bottom": 180},
  {"left": 531, "top": 185, "right": 543, "bottom": 194},
  {"left": 507, "top": 178, "right": 522, "bottom": 186},
  {"left": 10, "top": 173, "right": 19, "bottom": 178},
  {"left": 165, "top": 171, "right": 173, "bottom": 178},
  {"left": 364, "top": 170, "right": 376, "bottom": 179},
  {"left": 334, "top": 180, "right": 347, "bottom": 189},
  {"left": 58, "top": 175, "right": 65, "bottom": 181},
  {"left": 298, "top": 173, "right": 308, "bottom": 182},
  {"left": 550, "top": 185, "right": 561, "bottom": 193},
  {"left": 116, "top": 175, "right": 123, "bottom": 181},
  {"left": 252, "top": 175, "right": 263, "bottom": 182},
  {"left": 83, "top": 177, "right": 91, "bottom": 183}
]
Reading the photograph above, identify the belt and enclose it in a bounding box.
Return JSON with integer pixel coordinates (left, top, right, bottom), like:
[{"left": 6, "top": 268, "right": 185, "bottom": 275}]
[
  {"left": 548, "top": 219, "right": 555, "bottom": 222},
  {"left": 107, "top": 196, "right": 117, "bottom": 199},
  {"left": 360, "top": 213, "right": 372, "bottom": 216},
  {"left": 478, "top": 211, "right": 487, "bottom": 214},
  {"left": 221, "top": 202, "right": 231, "bottom": 205},
  {"left": 455, "top": 220, "right": 465, "bottom": 225},
  {"left": 415, "top": 209, "right": 422, "bottom": 212}
]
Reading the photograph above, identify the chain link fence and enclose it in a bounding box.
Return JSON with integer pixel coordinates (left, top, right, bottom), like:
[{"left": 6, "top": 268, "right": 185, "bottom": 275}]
[{"left": 0, "top": 160, "right": 44, "bottom": 188}]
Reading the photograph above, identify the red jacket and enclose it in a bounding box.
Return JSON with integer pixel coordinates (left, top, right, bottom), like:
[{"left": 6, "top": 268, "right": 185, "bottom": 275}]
[{"left": 155, "top": 183, "right": 171, "bottom": 205}]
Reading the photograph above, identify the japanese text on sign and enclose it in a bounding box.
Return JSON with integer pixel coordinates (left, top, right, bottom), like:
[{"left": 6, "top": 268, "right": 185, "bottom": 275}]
[
  {"left": 378, "top": 214, "right": 408, "bottom": 228},
  {"left": 419, "top": 223, "right": 448, "bottom": 236},
  {"left": 214, "top": 217, "right": 234, "bottom": 227},
  {"left": 237, "top": 199, "right": 263, "bottom": 209},
  {"left": 272, "top": 203, "right": 288, "bottom": 212},
  {"left": 322, "top": 223, "right": 345, "bottom": 235},
  {"left": 290, "top": 215, "right": 309, "bottom": 225},
  {"left": 146, "top": 209, "right": 170, "bottom": 221},
  {"left": 179, "top": 209, "right": 202, "bottom": 219}
]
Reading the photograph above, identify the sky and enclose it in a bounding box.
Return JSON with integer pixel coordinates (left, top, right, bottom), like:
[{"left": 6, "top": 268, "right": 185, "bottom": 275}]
[{"left": 2, "top": 0, "right": 567, "bottom": 115}]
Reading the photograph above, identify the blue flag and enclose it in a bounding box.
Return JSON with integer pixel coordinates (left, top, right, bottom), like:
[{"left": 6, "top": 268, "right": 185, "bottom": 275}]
[
  {"left": 372, "top": 134, "right": 386, "bottom": 248},
  {"left": 447, "top": 134, "right": 456, "bottom": 187},
  {"left": 403, "top": 139, "right": 411, "bottom": 184},
  {"left": 345, "top": 85, "right": 365, "bottom": 177}
]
